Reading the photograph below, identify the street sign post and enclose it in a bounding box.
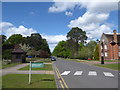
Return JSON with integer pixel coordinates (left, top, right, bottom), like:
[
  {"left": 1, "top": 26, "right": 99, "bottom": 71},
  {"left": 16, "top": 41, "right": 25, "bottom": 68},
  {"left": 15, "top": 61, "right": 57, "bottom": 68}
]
[{"left": 28, "top": 62, "right": 44, "bottom": 84}]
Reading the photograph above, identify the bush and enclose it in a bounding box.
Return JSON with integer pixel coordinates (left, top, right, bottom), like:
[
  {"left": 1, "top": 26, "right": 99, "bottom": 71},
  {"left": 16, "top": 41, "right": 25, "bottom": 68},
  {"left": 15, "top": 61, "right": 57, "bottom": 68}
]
[
  {"left": 93, "top": 44, "right": 99, "bottom": 60},
  {"left": 2, "top": 49, "right": 12, "bottom": 59}
]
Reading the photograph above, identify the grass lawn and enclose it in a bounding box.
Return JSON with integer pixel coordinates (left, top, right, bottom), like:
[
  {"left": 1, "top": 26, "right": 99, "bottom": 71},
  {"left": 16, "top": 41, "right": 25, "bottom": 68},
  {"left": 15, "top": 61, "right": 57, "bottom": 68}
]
[
  {"left": 37, "top": 58, "right": 52, "bottom": 63},
  {"left": 19, "top": 64, "right": 53, "bottom": 70},
  {"left": 62, "top": 58, "right": 118, "bottom": 63},
  {"left": 0, "top": 76, "right": 2, "bottom": 90},
  {"left": 2, "top": 74, "right": 57, "bottom": 88},
  {"left": 0, "top": 60, "right": 2, "bottom": 69},
  {"left": 2, "top": 63, "right": 21, "bottom": 69},
  {"left": 26, "top": 58, "right": 51, "bottom": 63},
  {"left": 95, "top": 63, "right": 119, "bottom": 70},
  {"left": 62, "top": 58, "right": 81, "bottom": 62}
]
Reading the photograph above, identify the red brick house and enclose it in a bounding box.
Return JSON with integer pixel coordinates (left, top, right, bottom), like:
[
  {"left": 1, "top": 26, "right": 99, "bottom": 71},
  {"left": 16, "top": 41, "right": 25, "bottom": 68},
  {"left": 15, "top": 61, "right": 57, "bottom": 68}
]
[{"left": 99, "top": 30, "right": 120, "bottom": 60}]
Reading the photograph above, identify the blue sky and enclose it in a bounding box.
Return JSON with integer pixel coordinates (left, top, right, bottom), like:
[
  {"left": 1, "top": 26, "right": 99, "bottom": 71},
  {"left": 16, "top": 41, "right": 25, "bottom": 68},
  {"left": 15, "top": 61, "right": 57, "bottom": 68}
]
[{"left": 1, "top": 1, "right": 119, "bottom": 52}]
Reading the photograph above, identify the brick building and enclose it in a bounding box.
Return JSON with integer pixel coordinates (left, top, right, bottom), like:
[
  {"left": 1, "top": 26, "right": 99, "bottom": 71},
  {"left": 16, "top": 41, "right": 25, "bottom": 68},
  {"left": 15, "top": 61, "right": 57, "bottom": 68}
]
[{"left": 99, "top": 30, "right": 120, "bottom": 60}]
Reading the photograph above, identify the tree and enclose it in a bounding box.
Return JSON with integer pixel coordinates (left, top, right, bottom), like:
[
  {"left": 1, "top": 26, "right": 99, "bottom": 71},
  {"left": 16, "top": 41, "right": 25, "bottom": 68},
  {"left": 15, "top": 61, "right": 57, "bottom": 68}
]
[
  {"left": 19, "top": 43, "right": 31, "bottom": 52},
  {"left": 67, "top": 27, "right": 87, "bottom": 44},
  {"left": 86, "top": 41, "right": 97, "bottom": 59},
  {"left": 67, "top": 27, "right": 87, "bottom": 52},
  {"left": 78, "top": 46, "right": 92, "bottom": 59},
  {"left": 0, "top": 35, "right": 7, "bottom": 44},
  {"left": 52, "top": 41, "right": 71, "bottom": 58},
  {"left": 93, "top": 44, "right": 100, "bottom": 60},
  {"left": 6, "top": 34, "right": 24, "bottom": 45},
  {"left": 26, "top": 49, "right": 37, "bottom": 57}
]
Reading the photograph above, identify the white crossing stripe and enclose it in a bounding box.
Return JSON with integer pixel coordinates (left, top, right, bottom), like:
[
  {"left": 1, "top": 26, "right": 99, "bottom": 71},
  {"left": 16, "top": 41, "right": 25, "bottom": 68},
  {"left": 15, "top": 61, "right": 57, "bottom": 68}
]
[
  {"left": 103, "top": 72, "right": 114, "bottom": 77},
  {"left": 74, "top": 71, "right": 83, "bottom": 75},
  {"left": 88, "top": 71, "right": 97, "bottom": 76},
  {"left": 61, "top": 71, "right": 71, "bottom": 75}
]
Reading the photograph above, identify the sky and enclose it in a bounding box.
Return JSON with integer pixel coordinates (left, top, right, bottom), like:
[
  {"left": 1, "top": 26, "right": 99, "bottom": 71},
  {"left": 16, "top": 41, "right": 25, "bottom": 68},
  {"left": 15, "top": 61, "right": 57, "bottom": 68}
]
[{"left": 1, "top": 0, "right": 119, "bottom": 52}]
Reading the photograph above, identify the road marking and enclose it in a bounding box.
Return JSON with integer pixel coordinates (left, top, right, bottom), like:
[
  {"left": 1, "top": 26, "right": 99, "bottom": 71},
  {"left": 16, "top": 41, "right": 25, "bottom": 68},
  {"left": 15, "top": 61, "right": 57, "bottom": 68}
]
[
  {"left": 88, "top": 71, "right": 97, "bottom": 76},
  {"left": 61, "top": 71, "right": 71, "bottom": 75},
  {"left": 74, "top": 71, "right": 83, "bottom": 75},
  {"left": 55, "top": 66, "right": 69, "bottom": 89},
  {"left": 103, "top": 72, "right": 114, "bottom": 77}
]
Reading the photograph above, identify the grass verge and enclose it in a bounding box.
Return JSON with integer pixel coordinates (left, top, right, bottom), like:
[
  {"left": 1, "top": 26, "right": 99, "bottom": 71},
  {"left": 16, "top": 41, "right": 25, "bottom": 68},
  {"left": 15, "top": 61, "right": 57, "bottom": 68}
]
[
  {"left": 26, "top": 58, "right": 51, "bottom": 63},
  {"left": 61, "top": 58, "right": 118, "bottom": 63},
  {"left": 19, "top": 64, "right": 53, "bottom": 70},
  {"left": 2, "top": 74, "right": 57, "bottom": 88},
  {"left": 95, "top": 63, "right": 119, "bottom": 70}
]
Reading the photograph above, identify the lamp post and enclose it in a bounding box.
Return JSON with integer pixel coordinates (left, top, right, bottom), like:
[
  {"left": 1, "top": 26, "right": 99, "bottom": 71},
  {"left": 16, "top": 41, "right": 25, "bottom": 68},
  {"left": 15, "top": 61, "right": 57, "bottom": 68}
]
[{"left": 110, "top": 41, "right": 116, "bottom": 60}]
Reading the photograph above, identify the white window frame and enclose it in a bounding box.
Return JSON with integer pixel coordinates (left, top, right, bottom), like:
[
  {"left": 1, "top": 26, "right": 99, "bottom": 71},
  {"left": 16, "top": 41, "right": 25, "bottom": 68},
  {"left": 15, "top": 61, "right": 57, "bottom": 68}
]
[
  {"left": 104, "top": 45, "right": 107, "bottom": 49},
  {"left": 105, "top": 52, "right": 108, "bottom": 57},
  {"left": 119, "top": 52, "right": 120, "bottom": 56}
]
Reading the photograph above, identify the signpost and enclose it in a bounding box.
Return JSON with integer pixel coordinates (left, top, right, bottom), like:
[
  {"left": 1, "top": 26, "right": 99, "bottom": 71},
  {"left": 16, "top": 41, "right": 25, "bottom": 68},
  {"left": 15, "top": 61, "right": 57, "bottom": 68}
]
[{"left": 29, "top": 61, "right": 44, "bottom": 84}]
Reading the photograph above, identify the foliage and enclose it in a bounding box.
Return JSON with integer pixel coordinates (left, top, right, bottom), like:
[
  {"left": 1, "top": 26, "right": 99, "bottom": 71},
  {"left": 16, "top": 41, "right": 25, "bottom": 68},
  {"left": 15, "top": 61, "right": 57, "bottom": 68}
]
[
  {"left": 19, "top": 43, "right": 31, "bottom": 52},
  {"left": 26, "top": 49, "right": 37, "bottom": 57},
  {"left": 2, "top": 49, "right": 12, "bottom": 59},
  {"left": 6, "top": 34, "right": 24, "bottom": 45},
  {"left": 78, "top": 46, "right": 92, "bottom": 59},
  {"left": 93, "top": 44, "right": 100, "bottom": 60},
  {"left": 66, "top": 27, "right": 88, "bottom": 57},
  {"left": 52, "top": 41, "right": 71, "bottom": 58},
  {"left": 0, "top": 35, "right": 6, "bottom": 44},
  {"left": 2, "top": 33, "right": 51, "bottom": 59},
  {"left": 67, "top": 27, "right": 87, "bottom": 44},
  {"left": 86, "top": 41, "right": 97, "bottom": 59}
]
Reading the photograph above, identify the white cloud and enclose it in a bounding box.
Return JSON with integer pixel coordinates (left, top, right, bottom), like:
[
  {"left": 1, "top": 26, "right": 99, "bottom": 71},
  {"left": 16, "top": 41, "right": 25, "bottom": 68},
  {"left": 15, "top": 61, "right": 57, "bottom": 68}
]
[
  {"left": 49, "top": 1, "right": 119, "bottom": 42},
  {"left": 1, "top": 22, "right": 37, "bottom": 38},
  {"left": 29, "top": 11, "right": 35, "bottom": 15},
  {"left": 48, "top": 44, "right": 58, "bottom": 52},
  {"left": 42, "top": 34, "right": 67, "bottom": 52},
  {"left": 42, "top": 34, "right": 67, "bottom": 44},
  {"left": 48, "top": 2, "right": 78, "bottom": 12},
  {"left": 65, "top": 11, "right": 73, "bottom": 16},
  {"left": 0, "top": 22, "right": 67, "bottom": 52}
]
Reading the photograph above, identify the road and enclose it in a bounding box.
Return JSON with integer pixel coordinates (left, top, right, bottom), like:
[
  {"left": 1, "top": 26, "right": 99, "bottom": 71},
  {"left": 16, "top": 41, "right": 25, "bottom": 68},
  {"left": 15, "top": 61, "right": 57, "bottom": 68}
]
[{"left": 53, "top": 58, "right": 119, "bottom": 89}]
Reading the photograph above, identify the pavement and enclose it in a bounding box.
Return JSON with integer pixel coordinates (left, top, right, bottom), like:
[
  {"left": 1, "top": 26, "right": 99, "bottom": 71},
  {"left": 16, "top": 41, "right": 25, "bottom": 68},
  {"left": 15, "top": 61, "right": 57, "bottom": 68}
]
[
  {"left": 0, "top": 62, "right": 54, "bottom": 76},
  {"left": 53, "top": 58, "right": 119, "bottom": 89}
]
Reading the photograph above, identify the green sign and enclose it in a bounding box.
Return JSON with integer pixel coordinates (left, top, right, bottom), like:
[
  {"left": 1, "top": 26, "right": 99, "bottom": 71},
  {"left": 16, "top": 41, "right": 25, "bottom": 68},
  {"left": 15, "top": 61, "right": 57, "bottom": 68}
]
[{"left": 31, "top": 63, "right": 44, "bottom": 68}]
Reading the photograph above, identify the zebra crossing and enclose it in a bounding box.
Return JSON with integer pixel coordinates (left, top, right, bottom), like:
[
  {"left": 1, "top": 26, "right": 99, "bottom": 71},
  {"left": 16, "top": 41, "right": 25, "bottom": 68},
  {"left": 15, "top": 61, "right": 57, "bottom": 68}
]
[{"left": 61, "top": 71, "right": 115, "bottom": 77}]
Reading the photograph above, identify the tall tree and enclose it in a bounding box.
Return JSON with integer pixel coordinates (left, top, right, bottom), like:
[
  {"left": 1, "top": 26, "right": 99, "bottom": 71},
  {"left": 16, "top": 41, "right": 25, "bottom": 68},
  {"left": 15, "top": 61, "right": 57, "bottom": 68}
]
[
  {"left": 0, "top": 35, "right": 7, "bottom": 44},
  {"left": 6, "top": 34, "right": 24, "bottom": 45},
  {"left": 67, "top": 27, "right": 87, "bottom": 52},
  {"left": 86, "top": 41, "right": 97, "bottom": 58},
  {"left": 52, "top": 41, "right": 71, "bottom": 58}
]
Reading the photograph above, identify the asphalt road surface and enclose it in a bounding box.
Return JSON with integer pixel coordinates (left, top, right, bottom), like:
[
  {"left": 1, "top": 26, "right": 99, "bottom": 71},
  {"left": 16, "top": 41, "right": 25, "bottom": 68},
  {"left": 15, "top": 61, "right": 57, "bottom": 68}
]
[{"left": 53, "top": 58, "right": 119, "bottom": 89}]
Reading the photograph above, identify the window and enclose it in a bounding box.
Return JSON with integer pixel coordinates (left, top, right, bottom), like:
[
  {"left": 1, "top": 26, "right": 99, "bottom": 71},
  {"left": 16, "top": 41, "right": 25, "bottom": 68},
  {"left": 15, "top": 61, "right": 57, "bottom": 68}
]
[
  {"left": 119, "top": 46, "right": 120, "bottom": 49},
  {"left": 119, "top": 52, "right": 120, "bottom": 56},
  {"left": 105, "top": 52, "right": 108, "bottom": 57},
  {"left": 101, "top": 53, "right": 104, "bottom": 56},
  {"left": 104, "top": 45, "right": 107, "bottom": 49},
  {"left": 101, "top": 46, "right": 103, "bottom": 49}
]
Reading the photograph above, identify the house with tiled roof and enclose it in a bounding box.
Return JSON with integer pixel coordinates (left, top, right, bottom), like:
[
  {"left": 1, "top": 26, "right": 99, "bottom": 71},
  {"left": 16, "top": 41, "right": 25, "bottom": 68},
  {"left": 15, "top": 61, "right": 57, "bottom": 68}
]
[{"left": 99, "top": 30, "right": 120, "bottom": 60}]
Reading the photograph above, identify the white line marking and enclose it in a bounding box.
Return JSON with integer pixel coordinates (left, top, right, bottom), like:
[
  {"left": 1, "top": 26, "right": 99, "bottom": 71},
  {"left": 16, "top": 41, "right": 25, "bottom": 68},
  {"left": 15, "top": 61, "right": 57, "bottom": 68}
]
[
  {"left": 88, "top": 71, "right": 97, "bottom": 76},
  {"left": 103, "top": 72, "right": 114, "bottom": 77},
  {"left": 61, "top": 71, "right": 71, "bottom": 75},
  {"left": 74, "top": 71, "right": 83, "bottom": 75}
]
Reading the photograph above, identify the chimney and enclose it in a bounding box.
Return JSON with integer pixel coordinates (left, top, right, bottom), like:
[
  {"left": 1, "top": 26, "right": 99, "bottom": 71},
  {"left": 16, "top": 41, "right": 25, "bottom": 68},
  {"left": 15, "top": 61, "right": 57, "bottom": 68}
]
[{"left": 113, "top": 29, "right": 117, "bottom": 43}]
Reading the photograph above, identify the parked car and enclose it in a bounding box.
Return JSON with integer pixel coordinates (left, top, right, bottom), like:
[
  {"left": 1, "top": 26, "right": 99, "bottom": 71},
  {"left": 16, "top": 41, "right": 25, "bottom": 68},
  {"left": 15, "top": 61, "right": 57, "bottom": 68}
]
[{"left": 51, "top": 56, "right": 56, "bottom": 61}]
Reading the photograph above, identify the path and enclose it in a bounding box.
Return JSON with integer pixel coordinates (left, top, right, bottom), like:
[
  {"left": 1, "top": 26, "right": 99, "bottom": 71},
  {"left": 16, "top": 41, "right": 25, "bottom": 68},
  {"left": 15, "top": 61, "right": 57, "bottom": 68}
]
[{"left": 0, "top": 63, "right": 54, "bottom": 76}]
